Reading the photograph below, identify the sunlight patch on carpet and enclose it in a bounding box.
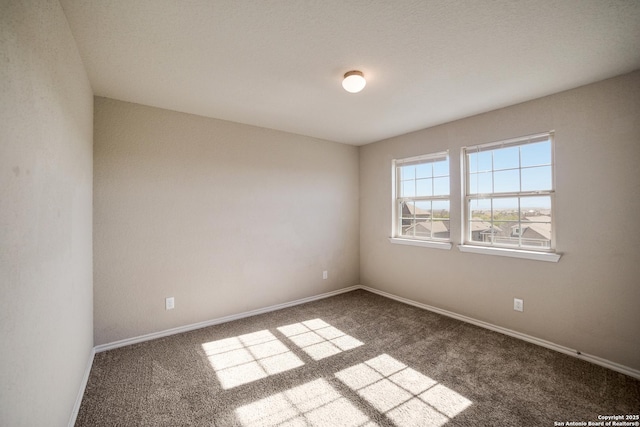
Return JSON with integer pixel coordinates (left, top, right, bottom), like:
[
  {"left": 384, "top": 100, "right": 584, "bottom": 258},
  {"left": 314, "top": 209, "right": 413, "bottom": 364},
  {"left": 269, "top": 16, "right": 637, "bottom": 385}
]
[
  {"left": 201, "top": 330, "right": 304, "bottom": 389},
  {"left": 235, "top": 378, "right": 375, "bottom": 427},
  {"left": 277, "top": 318, "right": 364, "bottom": 360},
  {"left": 335, "top": 354, "right": 472, "bottom": 427}
]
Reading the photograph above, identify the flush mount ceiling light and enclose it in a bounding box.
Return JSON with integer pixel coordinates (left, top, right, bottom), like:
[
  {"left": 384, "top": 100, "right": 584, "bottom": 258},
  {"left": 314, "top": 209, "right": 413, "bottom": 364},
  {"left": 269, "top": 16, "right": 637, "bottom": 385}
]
[{"left": 342, "top": 70, "right": 366, "bottom": 93}]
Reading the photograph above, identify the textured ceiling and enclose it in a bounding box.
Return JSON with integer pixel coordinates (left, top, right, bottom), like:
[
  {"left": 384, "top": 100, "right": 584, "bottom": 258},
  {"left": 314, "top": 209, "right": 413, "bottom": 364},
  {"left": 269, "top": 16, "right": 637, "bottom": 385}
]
[{"left": 60, "top": 0, "right": 640, "bottom": 145}]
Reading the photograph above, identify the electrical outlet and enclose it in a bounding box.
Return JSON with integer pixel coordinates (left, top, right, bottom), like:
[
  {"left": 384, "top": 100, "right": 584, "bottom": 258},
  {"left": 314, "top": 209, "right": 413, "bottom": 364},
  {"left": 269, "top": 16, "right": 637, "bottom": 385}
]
[
  {"left": 322, "top": 270, "right": 328, "bottom": 280},
  {"left": 514, "top": 298, "right": 523, "bottom": 312},
  {"left": 166, "top": 297, "right": 175, "bottom": 310}
]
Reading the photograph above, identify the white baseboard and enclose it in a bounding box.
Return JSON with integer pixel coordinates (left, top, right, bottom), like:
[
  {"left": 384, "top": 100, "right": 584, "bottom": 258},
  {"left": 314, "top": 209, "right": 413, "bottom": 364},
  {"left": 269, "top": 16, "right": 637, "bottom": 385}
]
[
  {"left": 95, "top": 285, "right": 360, "bottom": 353},
  {"left": 68, "top": 347, "right": 95, "bottom": 427},
  {"left": 75, "top": 281, "right": 638, "bottom": 424},
  {"left": 360, "top": 285, "right": 640, "bottom": 380}
]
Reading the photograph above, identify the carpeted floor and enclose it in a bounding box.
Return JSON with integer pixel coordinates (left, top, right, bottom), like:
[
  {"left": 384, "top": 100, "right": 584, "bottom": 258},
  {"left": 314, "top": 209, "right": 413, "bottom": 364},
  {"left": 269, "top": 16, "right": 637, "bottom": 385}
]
[{"left": 76, "top": 290, "right": 640, "bottom": 426}]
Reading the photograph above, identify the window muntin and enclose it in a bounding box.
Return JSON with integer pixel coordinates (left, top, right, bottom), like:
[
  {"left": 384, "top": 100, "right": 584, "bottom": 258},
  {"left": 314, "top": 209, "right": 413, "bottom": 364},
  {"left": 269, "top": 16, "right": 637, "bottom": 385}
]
[
  {"left": 394, "top": 152, "right": 450, "bottom": 241},
  {"left": 463, "top": 133, "right": 555, "bottom": 251}
]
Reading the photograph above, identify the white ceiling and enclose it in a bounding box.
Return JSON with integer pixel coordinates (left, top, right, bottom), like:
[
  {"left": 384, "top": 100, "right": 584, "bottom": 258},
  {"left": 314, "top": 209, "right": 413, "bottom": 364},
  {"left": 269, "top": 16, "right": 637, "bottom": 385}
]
[{"left": 60, "top": 0, "right": 640, "bottom": 145}]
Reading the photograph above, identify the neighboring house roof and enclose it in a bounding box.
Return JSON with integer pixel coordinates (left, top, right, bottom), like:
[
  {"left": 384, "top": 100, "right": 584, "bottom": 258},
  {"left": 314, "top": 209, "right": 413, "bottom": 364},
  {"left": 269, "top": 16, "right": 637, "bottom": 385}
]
[
  {"left": 470, "top": 218, "right": 501, "bottom": 232},
  {"left": 410, "top": 220, "right": 450, "bottom": 235},
  {"left": 403, "top": 203, "right": 431, "bottom": 217},
  {"left": 403, "top": 220, "right": 450, "bottom": 238},
  {"left": 512, "top": 216, "right": 552, "bottom": 240}
]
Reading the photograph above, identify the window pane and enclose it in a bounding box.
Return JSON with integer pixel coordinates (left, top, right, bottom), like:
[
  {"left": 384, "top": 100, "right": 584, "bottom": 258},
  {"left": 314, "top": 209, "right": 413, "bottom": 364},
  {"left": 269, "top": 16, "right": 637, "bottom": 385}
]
[
  {"left": 414, "top": 221, "right": 432, "bottom": 238},
  {"left": 433, "top": 159, "right": 449, "bottom": 177},
  {"left": 400, "top": 199, "right": 416, "bottom": 238},
  {"left": 415, "top": 163, "right": 432, "bottom": 179},
  {"left": 416, "top": 178, "right": 432, "bottom": 197},
  {"left": 432, "top": 200, "right": 450, "bottom": 219},
  {"left": 400, "top": 165, "right": 415, "bottom": 180},
  {"left": 521, "top": 141, "right": 551, "bottom": 167},
  {"left": 400, "top": 201, "right": 415, "bottom": 237},
  {"left": 478, "top": 198, "right": 516, "bottom": 247},
  {"left": 469, "top": 221, "right": 495, "bottom": 243},
  {"left": 467, "top": 151, "right": 492, "bottom": 173},
  {"left": 431, "top": 220, "right": 450, "bottom": 239},
  {"left": 468, "top": 172, "right": 492, "bottom": 194},
  {"left": 519, "top": 196, "right": 551, "bottom": 247},
  {"left": 519, "top": 222, "right": 552, "bottom": 248},
  {"left": 521, "top": 166, "right": 552, "bottom": 191},
  {"left": 468, "top": 173, "right": 475, "bottom": 193},
  {"left": 401, "top": 180, "right": 415, "bottom": 197},
  {"left": 520, "top": 196, "right": 551, "bottom": 215},
  {"left": 400, "top": 200, "right": 413, "bottom": 216},
  {"left": 493, "top": 169, "right": 520, "bottom": 193},
  {"left": 414, "top": 201, "right": 431, "bottom": 219},
  {"left": 401, "top": 219, "right": 417, "bottom": 238},
  {"left": 495, "top": 221, "right": 520, "bottom": 247},
  {"left": 433, "top": 177, "right": 449, "bottom": 196},
  {"left": 492, "top": 197, "right": 519, "bottom": 215},
  {"left": 493, "top": 146, "right": 519, "bottom": 170},
  {"left": 469, "top": 198, "right": 491, "bottom": 220}
]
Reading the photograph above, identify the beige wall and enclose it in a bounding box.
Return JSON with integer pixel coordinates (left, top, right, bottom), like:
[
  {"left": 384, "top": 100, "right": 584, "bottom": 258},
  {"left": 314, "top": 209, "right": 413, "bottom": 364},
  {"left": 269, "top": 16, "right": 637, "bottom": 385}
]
[
  {"left": 93, "top": 98, "right": 360, "bottom": 345},
  {"left": 0, "top": 1, "right": 94, "bottom": 426},
  {"left": 360, "top": 71, "right": 640, "bottom": 371}
]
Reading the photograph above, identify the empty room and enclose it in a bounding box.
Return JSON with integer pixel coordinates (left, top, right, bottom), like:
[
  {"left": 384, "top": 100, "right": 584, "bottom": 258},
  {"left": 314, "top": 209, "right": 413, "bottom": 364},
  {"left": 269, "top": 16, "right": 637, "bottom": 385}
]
[{"left": 2, "top": 1, "right": 640, "bottom": 426}]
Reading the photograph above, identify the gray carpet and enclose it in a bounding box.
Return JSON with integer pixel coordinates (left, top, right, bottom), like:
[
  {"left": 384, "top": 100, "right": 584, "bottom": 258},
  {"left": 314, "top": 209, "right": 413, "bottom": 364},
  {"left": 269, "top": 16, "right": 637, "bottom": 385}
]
[{"left": 76, "top": 290, "right": 640, "bottom": 426}]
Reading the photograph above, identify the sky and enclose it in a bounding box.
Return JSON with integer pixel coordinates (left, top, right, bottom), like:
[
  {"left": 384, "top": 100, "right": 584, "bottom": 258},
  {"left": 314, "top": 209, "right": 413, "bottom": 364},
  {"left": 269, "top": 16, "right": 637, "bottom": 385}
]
[{"left": 399, "top": 140, "right": 553, "bottom": 212}]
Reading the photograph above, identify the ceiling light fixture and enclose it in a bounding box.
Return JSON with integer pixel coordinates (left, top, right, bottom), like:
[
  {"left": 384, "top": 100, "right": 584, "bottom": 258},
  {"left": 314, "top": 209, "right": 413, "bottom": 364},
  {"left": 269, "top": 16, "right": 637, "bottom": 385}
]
[{"left": 342, "top": 70, "right": 366, "bottom": 93}]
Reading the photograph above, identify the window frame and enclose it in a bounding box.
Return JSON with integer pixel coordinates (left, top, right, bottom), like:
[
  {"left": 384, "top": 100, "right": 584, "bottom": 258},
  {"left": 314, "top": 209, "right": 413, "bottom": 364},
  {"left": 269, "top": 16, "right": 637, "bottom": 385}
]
[
  {"left": 460, "top": 131, "right": 559, "bottom": 261},
  {"left": 390, "top": 151, "right": 452, "bottom": 250}
]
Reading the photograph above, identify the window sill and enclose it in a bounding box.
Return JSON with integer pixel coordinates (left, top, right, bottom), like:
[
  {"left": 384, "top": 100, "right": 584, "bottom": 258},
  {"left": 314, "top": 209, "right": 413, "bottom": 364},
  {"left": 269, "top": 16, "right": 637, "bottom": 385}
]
[
  {"left": 458, "top": 244, "right": 561, "bottom": 262},
  {"left": 389, "top": 238, "right": 452, "bottom": 250}
]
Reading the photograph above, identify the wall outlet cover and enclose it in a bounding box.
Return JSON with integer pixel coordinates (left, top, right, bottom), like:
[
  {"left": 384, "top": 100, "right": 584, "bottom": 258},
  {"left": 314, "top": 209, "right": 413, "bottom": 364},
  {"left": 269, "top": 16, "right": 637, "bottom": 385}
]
[{"left": 514, "top": 298, "right": 523, "bottom": 312}]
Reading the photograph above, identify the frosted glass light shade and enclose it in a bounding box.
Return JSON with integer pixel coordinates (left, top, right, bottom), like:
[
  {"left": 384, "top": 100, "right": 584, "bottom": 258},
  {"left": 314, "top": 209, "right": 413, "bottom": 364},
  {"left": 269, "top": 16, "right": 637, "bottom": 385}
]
[{"left": 342, "top": 71, "right": 366, "bottom": 93}]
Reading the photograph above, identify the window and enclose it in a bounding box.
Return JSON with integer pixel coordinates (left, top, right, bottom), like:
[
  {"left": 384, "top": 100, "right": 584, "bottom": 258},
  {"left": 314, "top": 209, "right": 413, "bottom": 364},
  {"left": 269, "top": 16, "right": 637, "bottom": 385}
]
[
  {"left": 392, "top": 152, "right": 450, "bottom": 244},
  {"left": 462, "top": 132, "right": 555, "bottom": 253}
]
